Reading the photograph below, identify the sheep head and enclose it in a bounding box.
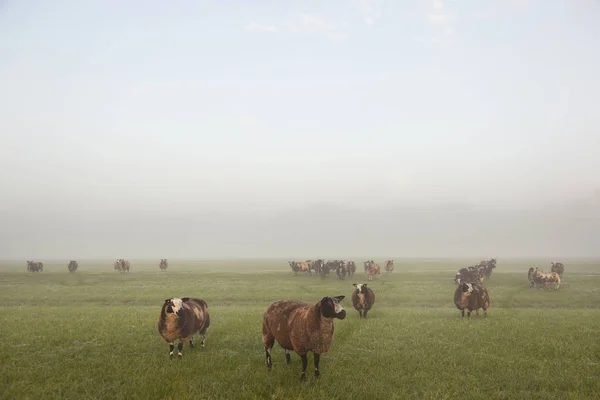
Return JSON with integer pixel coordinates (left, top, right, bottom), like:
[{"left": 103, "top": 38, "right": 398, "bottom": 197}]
[{"left": 319, "top": 295, "right": 346, "bottom": 320}]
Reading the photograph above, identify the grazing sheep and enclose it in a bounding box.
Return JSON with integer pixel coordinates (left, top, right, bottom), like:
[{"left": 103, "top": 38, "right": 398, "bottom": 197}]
[
  {"left": 351, "top": 283, "right": 375, "bottom": 318},
  {"left": 262, "top": 295, "right": 346, "bottom": 382},
  {"left": 454, "top": 282, "right": 490, "bottom": 319},
  {"left": 158, "top": 297, "right": 211, "bottom": 358}
]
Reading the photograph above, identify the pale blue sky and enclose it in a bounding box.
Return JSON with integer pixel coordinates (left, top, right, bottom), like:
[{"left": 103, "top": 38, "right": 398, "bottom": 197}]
[{"left": 1, "top": 1, "right": 599, "bottom": 257}]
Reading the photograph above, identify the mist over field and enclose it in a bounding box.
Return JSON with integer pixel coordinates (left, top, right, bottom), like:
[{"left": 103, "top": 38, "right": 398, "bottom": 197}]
[
  {"left": 1, "top": 0, "right": 599, "bottom": 260},
  {"left": 1, "top": 197, "right": 599, "bottom": 259}
]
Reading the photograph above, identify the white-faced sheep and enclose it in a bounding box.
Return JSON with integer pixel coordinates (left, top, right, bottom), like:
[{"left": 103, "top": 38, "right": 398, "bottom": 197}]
[
  {"left": 351, "top": 283, "right": 375, "bottom": 318},
  {"left": 262, "top": 295, "right": 346, "bottom": 382},
  {"left": 454, "top": 282, "right": 490, "bottom": 319},
  {"left": 158, "top": 297, "right": 210, "bottom": 358}
]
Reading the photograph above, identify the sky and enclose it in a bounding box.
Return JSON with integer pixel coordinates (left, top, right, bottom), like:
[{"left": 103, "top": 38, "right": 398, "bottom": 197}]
[{"left": 1, "top": 0, "right": 599, "bottom": 258}]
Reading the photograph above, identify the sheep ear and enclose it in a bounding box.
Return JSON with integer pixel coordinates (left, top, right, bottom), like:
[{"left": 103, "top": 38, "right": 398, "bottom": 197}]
[
  {"left": 352, "top": 283, "right": 357, "bottom": 287},
  {"left": 181, "top": 297, "right": 190, "bottom": 302},
  {"left": 363, "top": 284, "right": 367, "bottom": 287},
  {"left": 164, "top": 299, "right": 170, "bottom": 303},
  {"left": 334, "top": 295, "right": 345, "bottom": 301}
]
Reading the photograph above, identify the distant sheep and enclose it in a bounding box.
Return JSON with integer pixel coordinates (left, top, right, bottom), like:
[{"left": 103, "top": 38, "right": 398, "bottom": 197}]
[
  {"left": 364, "top": 261, "right": 380, "bottom": 280},
  {"left": 454, "top": 282, "right": 490, "bottom": 319},
  {"left": 530, "top": 268, "right": 561, "bottom": 290},
  {"left": 26, "top": 261, "right": 43, "bottom": 273},
  {"left": 159, "top": 259, "right": 168, "bottom": 271},
  {"left": 528, "top": 267, "right": 536, "bottom": 286},
  {"left": 158, "top": 297, "right": 211, "bottom": 358},
  {"left": 336, "top": 262, "right": 347, "bottom": 280},
  {"left": 454, "top": 266, "right": 484, "bottom": 285},
  {"left": 550, "top": 262, "right": 564, "bottom": 278},
  {"left": 351, "top": 283, "right": 375, "bottom": 318},
  {"left": 262, "top": 295, "right": 346, "bottom": 382},
  {"left": 67, "top": 260, "right": 78, "bottom": 273},
  {"left": 346, "top": 261, "right": 356, "bottom": 277},
  {"left": 385, "top": 259, "right": 395, "bottom": 273}
]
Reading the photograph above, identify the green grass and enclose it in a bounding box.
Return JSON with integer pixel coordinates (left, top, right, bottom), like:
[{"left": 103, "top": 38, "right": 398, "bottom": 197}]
[{"left": 1, "top": 259, "right": 599, "bottom": 400}]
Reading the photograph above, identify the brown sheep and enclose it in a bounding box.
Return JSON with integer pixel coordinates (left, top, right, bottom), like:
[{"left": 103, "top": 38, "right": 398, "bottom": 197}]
[
  {"left": 262, "top": 295, "right": 346, "bottom": 382},
  {"left": 351, "top": 283, "right": 375, "bottom": 318},
  {"left": 158, "top": 297, "right": 211, "bottom": 358},
  {"left": 454, "top": 282, "right": 490, "bottom": 319}
]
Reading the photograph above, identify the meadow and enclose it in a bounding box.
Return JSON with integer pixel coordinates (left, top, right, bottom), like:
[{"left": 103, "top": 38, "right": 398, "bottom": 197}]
[{"left": 1, "top": 258, "right": 599, "bottom": 400}]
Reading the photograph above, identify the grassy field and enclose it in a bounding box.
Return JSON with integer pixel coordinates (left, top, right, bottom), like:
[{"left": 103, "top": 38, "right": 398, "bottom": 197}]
[{"left": 1, "top": 258, "right": 599, "bottom": 400}]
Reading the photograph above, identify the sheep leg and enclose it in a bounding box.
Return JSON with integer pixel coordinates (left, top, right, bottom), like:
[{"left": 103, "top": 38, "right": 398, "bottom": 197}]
[
  {"left": 467, "top": 310, "right": 472, "bottom": 319},
  {"left": 483, "top": 307, "right": 488, "bottom": 317},
  {"left": 264, "top": 339, "right": 275, "bottom": 369},
  {"left": 364, "top": 310, "right": 368, "bottom": 319},
  {"left": 177, "top": 342, "right": 184, "bottom": 358},
  {"left": 314, "top": 353, "right": 321, "bottom": 378},
  {"left": 461, "top": 309, "right": 464, "bottom": 318},
  {"left": 200, "top": 334, "right": 206, "bottom": 347},
  {"left": 285, "top": 349, "right": 291, "bottom": 364},
  {"left": 189, "top": 337, "right": 195, "bottom": 348},
  {"left": 300, "top": 354, "right": 308, "bottom": 382},
  {"left": 358, "top": 310, "right": 363, "bottom": 318},
  {"left": 169, "top": 343, "right": 175, "bottom": 358}
]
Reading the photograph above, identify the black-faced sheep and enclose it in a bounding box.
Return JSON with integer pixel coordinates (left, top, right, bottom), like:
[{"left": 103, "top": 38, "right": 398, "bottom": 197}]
[
  {"left": 262, "top": 295, "right": 346, "bottom": 382},
  {"left": 454, "top": 282, "right": 490, "bottom": 319},
  {"left": 351, "top": 283, "right": 375, "bottom": 318},
  {"left": 158, "top": 297, "right": 210, "bottom": 358}
]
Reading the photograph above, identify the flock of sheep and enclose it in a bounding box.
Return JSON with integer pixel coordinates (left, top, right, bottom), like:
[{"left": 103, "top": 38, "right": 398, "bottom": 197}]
[
  {"left": 287, "top": 259, "right": 394, "bottom": 280},
  {"left": 452, "top": 259, "right": 566, "bottom": 320},
  {"left": 157, "top": 282, "right": 376, "bottom": 382},
  {"left": 22, "top": 256, "right": 567, "bottom": 382},
  {"left": 24, "top": 258, "right": 170, "bottom": 273}
]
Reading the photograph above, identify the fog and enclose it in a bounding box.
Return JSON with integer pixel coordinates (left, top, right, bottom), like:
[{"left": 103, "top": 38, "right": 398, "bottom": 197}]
[{"left": 1, "top": 1, "right": 599, "bottom": 259}]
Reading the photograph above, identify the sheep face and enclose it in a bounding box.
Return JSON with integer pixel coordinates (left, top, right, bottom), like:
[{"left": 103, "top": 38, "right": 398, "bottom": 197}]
[
  {"left": 164, "top": 298, "right": 185, "bottom": 316},
  {"left": 353, "top": 283, "right": 368, "bottom": 295},
  {"left": 320, "top": 296, "right": 346, "bottom": 319},
  {"left": 460, "top": 282, "right": 473, "bottom": 296}
]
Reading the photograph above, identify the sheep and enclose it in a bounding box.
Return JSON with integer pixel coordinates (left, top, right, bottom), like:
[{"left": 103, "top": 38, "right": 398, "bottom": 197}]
[
  {"left": 262, "top": 295, "right": 346, "bottom": 382},
  {"left": 550, "top": 262, "right": 565, "bottom": 278},
  {"left": 157, "top": 297, "right": 210, "bottom": 358},
  {"left": 67, "top": 260, "right": 78, "bottom": 273},
  {"left": 454, "top": 282, "right": 490, "bottom": 319},
  {"left": 336, "top": 262, "right": 347, "bottom": 280},
  {"left": 159, "top": 259, "right": 168, "bottom": 271},
  {"left": 351, "top": 283, "right": 375, "bottom": 319},
  {"left": 530, "top": 268, "right": 561, "bottom": 290}
]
